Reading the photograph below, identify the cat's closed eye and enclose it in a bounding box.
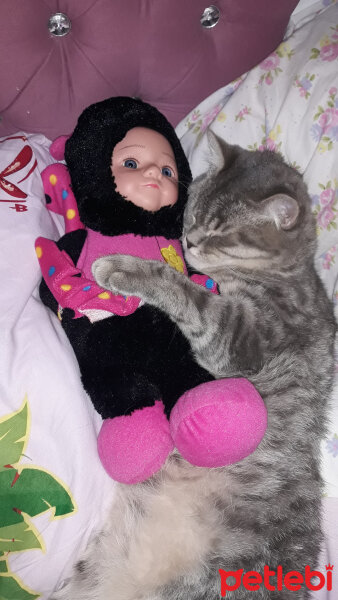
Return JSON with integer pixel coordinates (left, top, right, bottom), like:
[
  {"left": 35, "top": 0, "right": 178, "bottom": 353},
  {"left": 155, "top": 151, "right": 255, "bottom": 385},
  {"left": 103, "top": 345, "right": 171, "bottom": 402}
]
[
  {"left": 184, "top": 214, "right": 196, "bottom": 231},
  {"left": 184, "top": 226, "right": 214, "bottom": 249}
]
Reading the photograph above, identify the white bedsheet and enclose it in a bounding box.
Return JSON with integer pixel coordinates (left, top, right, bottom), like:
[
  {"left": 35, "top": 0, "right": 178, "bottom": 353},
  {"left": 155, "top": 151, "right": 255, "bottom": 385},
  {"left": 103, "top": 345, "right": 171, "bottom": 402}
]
[{"left": 0, "top": 134, "right": 115, "bottom": 598}]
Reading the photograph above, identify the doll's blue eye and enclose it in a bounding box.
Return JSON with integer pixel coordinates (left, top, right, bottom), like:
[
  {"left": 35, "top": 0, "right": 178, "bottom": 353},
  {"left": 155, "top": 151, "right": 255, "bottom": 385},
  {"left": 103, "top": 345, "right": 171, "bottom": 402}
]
[
  {"left": 162, "top": 166, "right": 173, "bottom": 177},
  {"left": 123, "top": 159, "right": 138, "bottom": 169}
]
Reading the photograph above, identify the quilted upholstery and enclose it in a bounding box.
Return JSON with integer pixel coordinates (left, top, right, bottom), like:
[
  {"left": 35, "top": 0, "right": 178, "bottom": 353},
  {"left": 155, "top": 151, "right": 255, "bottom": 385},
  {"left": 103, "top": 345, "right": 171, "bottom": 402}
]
[{"left": 0, "top": 0, "right": 298, "bottom": 139}]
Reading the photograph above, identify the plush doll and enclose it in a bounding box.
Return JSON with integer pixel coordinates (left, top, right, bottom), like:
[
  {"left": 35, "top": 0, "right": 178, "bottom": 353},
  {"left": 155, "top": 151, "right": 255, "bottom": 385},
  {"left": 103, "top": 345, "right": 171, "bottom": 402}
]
[{"left": 35, "top": 97, "right": 267, "bottom": 484}]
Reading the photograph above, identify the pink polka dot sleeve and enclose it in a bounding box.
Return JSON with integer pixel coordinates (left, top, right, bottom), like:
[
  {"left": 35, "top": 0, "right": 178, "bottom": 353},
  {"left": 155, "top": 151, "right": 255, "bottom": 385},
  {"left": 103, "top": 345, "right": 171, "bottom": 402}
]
[
  {"left": 41, "top": 163, "right": 85, "bottom": 233},
  {"left": 35, "top": 237, "right": 141, "bottom": 319}
]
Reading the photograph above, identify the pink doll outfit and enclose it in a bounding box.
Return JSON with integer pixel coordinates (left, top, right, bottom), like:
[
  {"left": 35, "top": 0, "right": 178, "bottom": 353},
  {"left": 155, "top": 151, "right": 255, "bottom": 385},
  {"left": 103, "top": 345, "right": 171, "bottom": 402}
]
[{"left": 37, "top": 163, "right": 217, "bottom": 322}]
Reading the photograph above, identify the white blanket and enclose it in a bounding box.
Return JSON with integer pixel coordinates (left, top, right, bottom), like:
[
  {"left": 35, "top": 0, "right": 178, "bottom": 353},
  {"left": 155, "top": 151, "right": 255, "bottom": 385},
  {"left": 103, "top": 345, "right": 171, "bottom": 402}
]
[
  {"left": 1, "top": 2, "right": 337, "bottom": 596},
  {"left": 0, "top": 134, "right": 115, "bottom": 598}
]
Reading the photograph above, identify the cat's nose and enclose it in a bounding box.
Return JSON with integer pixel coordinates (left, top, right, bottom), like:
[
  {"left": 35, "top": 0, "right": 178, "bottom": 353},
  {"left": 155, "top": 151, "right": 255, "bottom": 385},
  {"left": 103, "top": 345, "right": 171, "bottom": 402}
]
[{"left": 186, "top": 237, "right": 196, "bottom": 249}]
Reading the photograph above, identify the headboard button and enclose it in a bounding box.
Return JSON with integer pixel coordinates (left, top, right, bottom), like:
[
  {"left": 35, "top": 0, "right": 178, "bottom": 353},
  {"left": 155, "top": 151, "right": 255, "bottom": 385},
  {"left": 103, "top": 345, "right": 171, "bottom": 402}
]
[
  {"left": 48, "top": 13, "right": 72, "bottom": 37},
  {"left": 200, "top": 6, "right": 220, "bottom": 28}
]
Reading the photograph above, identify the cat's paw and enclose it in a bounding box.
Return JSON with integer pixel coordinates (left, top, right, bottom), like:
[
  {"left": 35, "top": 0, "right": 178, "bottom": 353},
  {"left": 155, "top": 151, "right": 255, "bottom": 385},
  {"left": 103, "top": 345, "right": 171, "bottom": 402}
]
[{"left": 92, "top": 254, "right": 146, "bottom": 296}]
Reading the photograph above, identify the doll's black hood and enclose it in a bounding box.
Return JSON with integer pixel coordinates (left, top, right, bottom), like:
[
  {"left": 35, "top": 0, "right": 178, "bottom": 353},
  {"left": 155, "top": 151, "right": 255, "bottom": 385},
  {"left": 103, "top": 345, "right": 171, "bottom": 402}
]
[{"left": 64, "top": 97, "right": 192, "bottom": 238}]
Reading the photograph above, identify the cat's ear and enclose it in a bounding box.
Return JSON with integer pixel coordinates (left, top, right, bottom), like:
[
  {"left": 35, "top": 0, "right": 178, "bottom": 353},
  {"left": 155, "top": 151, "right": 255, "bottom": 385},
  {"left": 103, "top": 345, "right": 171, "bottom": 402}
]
[
  {"left": 261, "top": 194, "right": 299, "bottom": 230},
  {"left": 207, "top": 131, "right": 239, "bottom": 173}
]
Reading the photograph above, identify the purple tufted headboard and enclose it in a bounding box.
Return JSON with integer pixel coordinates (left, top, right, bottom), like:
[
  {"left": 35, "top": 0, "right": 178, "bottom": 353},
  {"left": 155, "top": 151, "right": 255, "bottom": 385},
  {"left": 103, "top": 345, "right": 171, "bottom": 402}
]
[{"left": 0, "top": 0, "right": 298, "bottom": 140}]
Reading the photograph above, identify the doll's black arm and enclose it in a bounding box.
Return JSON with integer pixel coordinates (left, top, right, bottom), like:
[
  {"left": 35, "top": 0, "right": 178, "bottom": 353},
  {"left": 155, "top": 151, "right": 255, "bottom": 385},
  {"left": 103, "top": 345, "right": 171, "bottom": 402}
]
[{"left": 39, "top": 229, "right": 87, "bottom": 315}]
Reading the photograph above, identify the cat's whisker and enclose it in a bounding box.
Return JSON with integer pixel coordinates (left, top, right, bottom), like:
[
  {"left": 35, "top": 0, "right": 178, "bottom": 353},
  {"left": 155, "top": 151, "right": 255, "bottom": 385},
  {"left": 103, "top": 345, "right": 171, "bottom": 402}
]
[{"left": 178, "top": 180, "right": 189, "bottom": 192}]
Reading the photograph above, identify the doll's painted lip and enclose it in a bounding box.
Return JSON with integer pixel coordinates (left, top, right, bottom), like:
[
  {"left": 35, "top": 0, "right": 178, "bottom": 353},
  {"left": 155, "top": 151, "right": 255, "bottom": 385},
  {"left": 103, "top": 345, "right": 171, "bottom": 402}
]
[{"left": 143, "top": 183, "right": 159, "bottom": 189}]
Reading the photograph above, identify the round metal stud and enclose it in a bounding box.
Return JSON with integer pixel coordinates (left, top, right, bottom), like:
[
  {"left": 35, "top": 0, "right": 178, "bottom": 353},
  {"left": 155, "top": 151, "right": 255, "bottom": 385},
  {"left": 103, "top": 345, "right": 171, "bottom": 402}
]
[
  {"left": 48, "top": 13, "right": 72, "bottom": 37},
  {"left": 200, "top": 5, "right": 220, "bottom": 29}
]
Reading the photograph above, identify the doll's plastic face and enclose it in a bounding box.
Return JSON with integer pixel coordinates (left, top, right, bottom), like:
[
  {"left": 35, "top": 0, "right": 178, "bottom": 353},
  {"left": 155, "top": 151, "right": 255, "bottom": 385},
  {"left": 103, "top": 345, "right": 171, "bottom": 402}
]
[{"left": 111, "top": 127, "right": 179, "bottom": 212}]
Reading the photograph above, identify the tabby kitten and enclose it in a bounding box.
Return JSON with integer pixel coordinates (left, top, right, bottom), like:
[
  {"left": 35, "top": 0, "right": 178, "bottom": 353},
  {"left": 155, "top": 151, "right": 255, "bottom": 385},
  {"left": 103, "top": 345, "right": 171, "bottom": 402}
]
[{"left": 55, "top": 133, "right": 335, "bottom": 600}]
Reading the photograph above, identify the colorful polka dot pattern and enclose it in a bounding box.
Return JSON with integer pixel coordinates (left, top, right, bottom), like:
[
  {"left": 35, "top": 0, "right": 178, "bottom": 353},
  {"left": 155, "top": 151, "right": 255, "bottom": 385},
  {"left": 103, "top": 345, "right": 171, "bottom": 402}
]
[
  {"left": 190, "top": 273, "right": 219, "bottom": 294},
  {"left": 41, "top": 163, "right": 85, "bottom": 234},
  {"left": 35, "top": 236, "right": 141, "bottom": 319},
  {"left": 66, "top": 208, "right": 75, "bottom": 220}
]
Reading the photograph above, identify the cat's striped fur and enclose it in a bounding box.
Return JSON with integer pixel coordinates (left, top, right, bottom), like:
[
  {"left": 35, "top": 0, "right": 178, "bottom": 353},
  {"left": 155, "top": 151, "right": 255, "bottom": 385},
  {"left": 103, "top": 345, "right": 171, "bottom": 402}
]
[{"left": 54, "top": 134, "right": 335, "bottom": 599}]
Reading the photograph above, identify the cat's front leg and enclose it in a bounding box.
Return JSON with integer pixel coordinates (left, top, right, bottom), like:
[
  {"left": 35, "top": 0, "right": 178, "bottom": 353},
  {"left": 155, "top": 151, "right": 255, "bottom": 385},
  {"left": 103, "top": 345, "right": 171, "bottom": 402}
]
[
  {"left": 92, "top": 254, "right": 161, "bottom": 299},
  {"left": 92, "top": 254, "right": 203, "bottom": 314},
  {"left": 92, "top": 254, "right": 217, "bottom": 342}
]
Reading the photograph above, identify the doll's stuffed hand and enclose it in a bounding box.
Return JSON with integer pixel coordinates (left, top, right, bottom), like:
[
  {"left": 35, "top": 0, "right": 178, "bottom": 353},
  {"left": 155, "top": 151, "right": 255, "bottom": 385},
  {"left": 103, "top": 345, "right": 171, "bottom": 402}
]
[{"left": 41, "top": 163, "right": 85, "bottom": 234}]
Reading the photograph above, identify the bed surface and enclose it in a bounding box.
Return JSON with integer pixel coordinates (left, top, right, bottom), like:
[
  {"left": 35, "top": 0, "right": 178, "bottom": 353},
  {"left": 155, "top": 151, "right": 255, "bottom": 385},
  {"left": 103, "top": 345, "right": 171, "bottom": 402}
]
[{"left": 1, "top": 1, "right": 337, "bottom": 598}]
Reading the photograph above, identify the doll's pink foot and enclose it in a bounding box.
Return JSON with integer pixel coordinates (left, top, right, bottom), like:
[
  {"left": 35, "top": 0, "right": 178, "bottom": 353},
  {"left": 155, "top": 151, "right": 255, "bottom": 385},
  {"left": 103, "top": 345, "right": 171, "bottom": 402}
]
[
  {"left": 170, "top": 379, "right": 267, "bottom": 468},
  {"left": 97, "top": 401, "right": 174, "bottom": 484}
]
